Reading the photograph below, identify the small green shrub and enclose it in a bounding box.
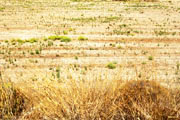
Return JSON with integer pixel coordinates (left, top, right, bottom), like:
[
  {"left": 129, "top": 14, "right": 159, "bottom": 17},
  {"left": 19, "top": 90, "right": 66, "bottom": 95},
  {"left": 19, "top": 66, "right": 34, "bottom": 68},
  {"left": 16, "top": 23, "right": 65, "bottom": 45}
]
[
  {"left": 48, "top": 41, "right": 53, "bottom": 46},
  {"left": 0, "top": 7, "right": 5, "bottom": 12},
  {"left": 48, "top": 36, "right": 71, "bottom": 42},
  {"left": 148, "top": 56, "right": 153, "bottom": 61},
  {"left": 63, "top": 30, "right": 68, "bottom": 35},
  {"left": 117, "top": 45, "right": 122, "bottom": 49},
  {"left": 35, "top": 50, "right": 40, "bottom": 54},
  {"left": 26, "top": 38, "right": 38, "bottom": 43},
  {"left": 60, "top": 36, "right": 71, "bottom": 42},
  {"left": 78, "top": 36, "right": 88, "bottom": 41},
  {"left": 56, "top": 67, "right": 61, "bottom": 79},
  {"left": 48, "top": 36, "right": 62, "bottom": 40},
  {"left": 43, "top": 38, "right": 48, "bottom": 41},
  {"left": 16, "top": 39, "right": 25, "bottom": 44},
  {"left": 177, "top": 62, "right": 180, "bottom": 70},
  {"left": 75, "top": 56, "right": 78, "bottom": 60},
  {"left": 107, "top": 62, "right": 116, "bottom": 69},
  {"left": 30, "top": 51, "right": 34, "bottom": 55}
]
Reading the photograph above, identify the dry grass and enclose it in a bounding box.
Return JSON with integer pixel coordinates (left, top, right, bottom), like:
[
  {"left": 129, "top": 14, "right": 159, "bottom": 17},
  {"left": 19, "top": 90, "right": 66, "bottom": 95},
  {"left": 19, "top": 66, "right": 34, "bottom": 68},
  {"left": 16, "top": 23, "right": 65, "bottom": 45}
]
[
  {"left": 0, "top": 0, "right": 179, "bottom": 119},
  {"left": 1, "top": 76, "right": 179, "bottom": 119},
  {"left": 0, "top": 80, "right": 28, "bottom": 119}
]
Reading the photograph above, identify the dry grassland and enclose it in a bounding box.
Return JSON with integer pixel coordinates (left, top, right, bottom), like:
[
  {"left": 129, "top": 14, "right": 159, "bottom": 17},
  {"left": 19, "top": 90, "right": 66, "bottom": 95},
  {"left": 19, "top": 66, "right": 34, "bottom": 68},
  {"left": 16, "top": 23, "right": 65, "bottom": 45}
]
[{"left": 0, "top": 0, "right": 180, "bottom": 119}]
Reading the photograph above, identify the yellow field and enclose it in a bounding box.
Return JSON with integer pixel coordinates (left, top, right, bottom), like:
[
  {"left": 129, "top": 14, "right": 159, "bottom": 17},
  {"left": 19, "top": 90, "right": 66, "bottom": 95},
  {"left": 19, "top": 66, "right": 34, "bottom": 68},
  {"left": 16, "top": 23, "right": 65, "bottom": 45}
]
[{"left": 0, "top": 0, "right": 180, "bottom": 119}]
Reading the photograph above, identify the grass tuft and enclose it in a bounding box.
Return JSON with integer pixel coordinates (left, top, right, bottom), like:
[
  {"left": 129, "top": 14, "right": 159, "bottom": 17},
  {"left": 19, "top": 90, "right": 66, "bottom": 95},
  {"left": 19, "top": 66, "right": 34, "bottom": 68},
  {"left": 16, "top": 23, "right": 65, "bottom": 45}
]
[
  {"left": 0, "top": 80, "right": 28, "bottom": 119},
  {"left": 107, "top": 62, "right": 116, "bottom": 69},
  {"left": 78, "top": 36, "right": 88, "bottom": 41},
  {"left": 60, "top": 36, "right": 71, "bottom": 42},
  {"left": 48, "top": 35, "right": 71, "bottom": 42}
]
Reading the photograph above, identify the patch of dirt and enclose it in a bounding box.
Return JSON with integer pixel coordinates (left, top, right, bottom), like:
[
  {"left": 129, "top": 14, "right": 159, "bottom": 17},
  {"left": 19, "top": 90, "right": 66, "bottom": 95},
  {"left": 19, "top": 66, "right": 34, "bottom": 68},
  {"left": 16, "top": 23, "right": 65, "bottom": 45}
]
[{"left": 0, "top": 29, "right": 52, "bottom": 40}]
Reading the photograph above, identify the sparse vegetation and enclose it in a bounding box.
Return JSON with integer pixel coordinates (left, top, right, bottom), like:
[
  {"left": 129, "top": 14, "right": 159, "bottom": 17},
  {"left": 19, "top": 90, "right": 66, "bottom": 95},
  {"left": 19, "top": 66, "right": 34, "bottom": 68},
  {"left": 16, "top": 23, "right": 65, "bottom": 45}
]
[
  {"left": 154, "top": 30, "right": 169, "bottom": 36},
  {"left": 107, "top": 62, "right": 116, "bottom": 69},
  {"left": 48, "top": 35, "right": 62, "bottom": 40},
  {"left": 26, "top": 38, "right": 38, "bottom": 43},
  {"left": 148, "top": 56, "right": 153, "bottom": 61},
  {"left": 78, "top": 36, "right": 88, "bottom": 41},
  {"left": 48, "top": 41, "right": 53, "bottom": 46},
  {"left": 60, "top": 36, "right": 71, "bottom": 42},
  {"left": 117, "top": 45, "right": 122, "bottom": 49},
  {"left": 63, "top": 30, "right": 68, "bottom": 35},
  {"left": 0, "top": 0, "right": 180, "bottom": 119},
  {"left": 48, "top": 35, "right": 71, "bottom": 42},
  {"left": 75, "top": 56, "right": 78, "bottom": 60},
  {"left": 35, "top": 49, "right": 40, "bottom": 54},
  {"left": 0, "top": 7, "right": 5, "bottom": 12},
  {"left": 177, "top": 62, "right": 180, "bottom": 70}
]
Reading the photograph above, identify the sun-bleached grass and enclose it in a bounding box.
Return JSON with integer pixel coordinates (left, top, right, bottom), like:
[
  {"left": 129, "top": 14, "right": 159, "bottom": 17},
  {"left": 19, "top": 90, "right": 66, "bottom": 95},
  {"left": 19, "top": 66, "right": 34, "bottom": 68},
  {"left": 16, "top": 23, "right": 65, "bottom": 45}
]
[
  {"left": 1, "top": 71, "right": 179, "bottom": 119},
  {"left": 0, "top": 80, "right": 29, "bottom": 119}
]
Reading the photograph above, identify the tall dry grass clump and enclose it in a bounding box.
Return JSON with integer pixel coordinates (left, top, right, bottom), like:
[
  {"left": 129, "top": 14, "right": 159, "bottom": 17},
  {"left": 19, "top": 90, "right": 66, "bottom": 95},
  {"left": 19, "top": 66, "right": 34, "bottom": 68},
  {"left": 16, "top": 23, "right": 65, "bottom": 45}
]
[
  {"left": 112, "top": 80, "right": 179, "bottom": 119},
  {"left": 17, "top": 77, "right": 179, "bottom": 119},
  {"left": 0, "top": 79, "right": 28, "bottom": 119},
  {"left": 0, "top": 69, "right": 179, "bottom": 119}
]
